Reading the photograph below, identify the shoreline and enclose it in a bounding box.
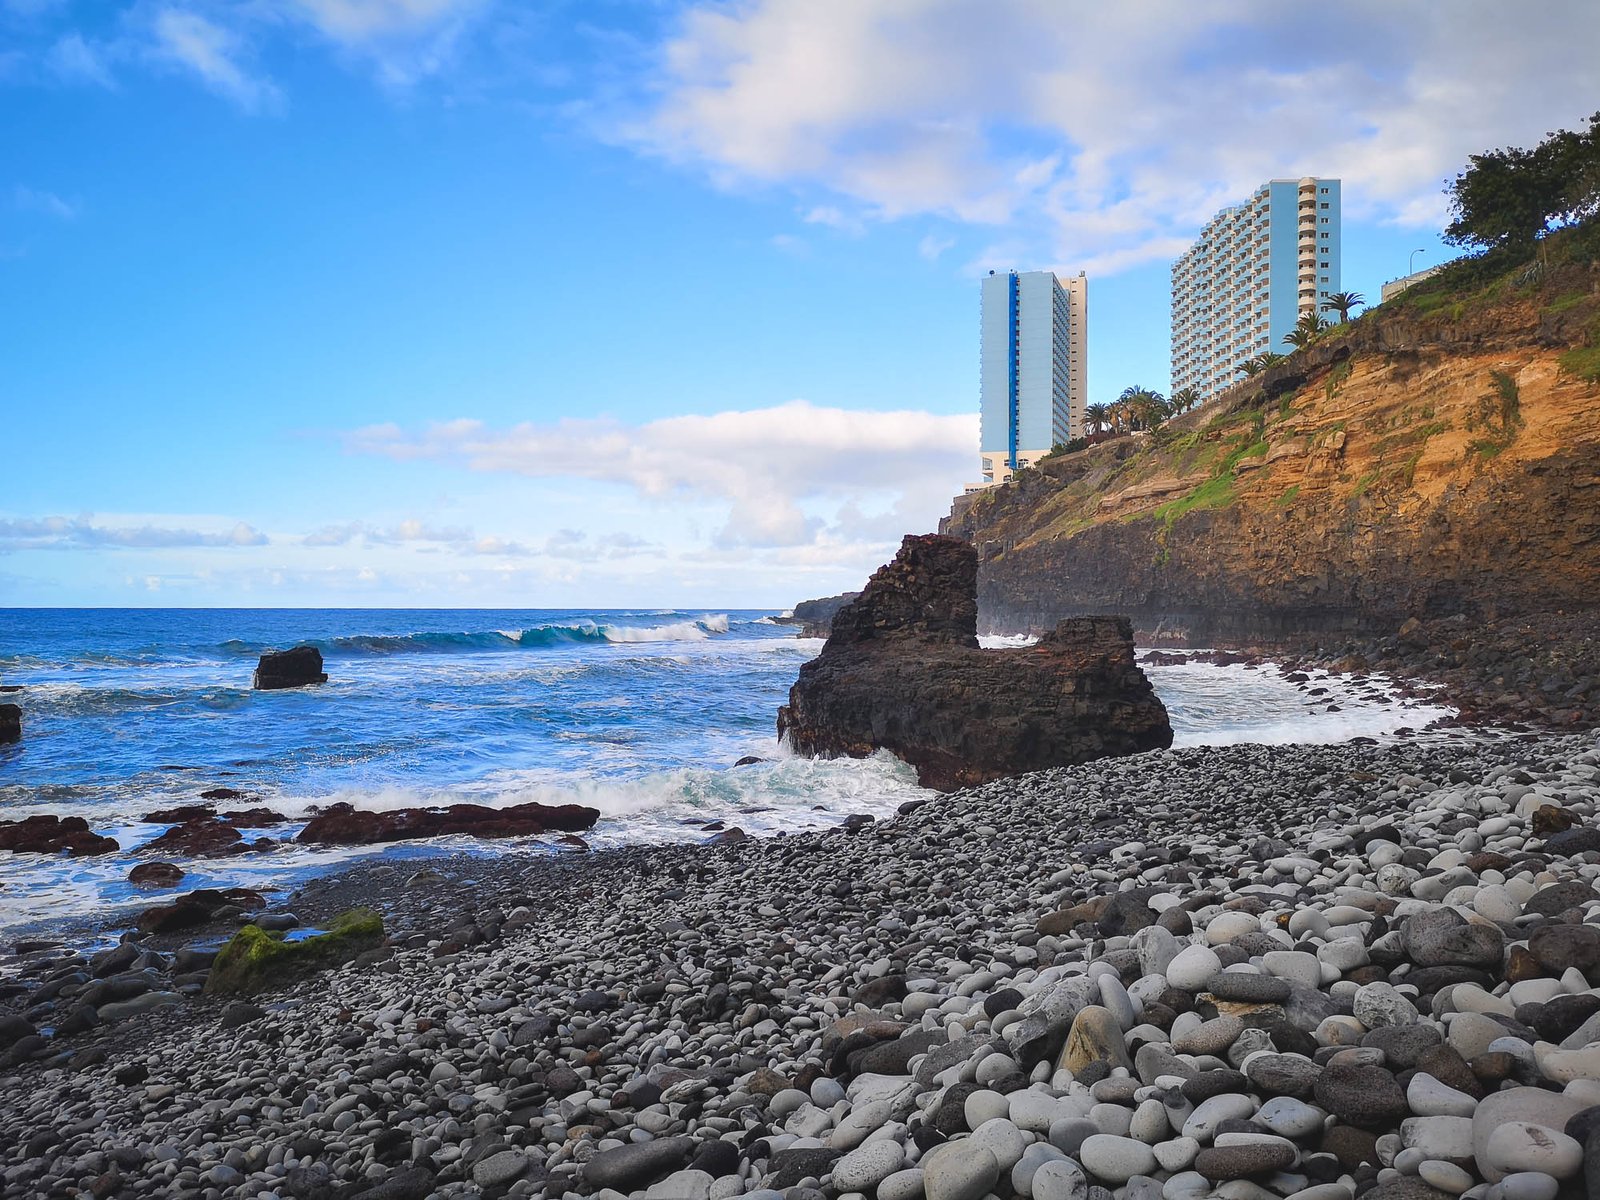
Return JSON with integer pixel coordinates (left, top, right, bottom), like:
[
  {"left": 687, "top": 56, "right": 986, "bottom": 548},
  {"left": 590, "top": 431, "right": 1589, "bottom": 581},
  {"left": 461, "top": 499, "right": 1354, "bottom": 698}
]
[{"left": 3, "top": 731, "right": 1600, "bottom": 1198}]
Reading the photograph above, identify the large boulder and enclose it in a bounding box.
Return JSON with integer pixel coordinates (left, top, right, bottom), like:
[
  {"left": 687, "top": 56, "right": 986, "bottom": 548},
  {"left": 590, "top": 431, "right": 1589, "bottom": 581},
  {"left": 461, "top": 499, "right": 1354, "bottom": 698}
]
[
  {"left": 775, "top": 592, "right": 863, "bottom": 637},
  {"left": 205, "top": 907, "right": 384, "bottom": 995},
  {"left": 777, "top": 534, "right": 1173, "bottom": 790},
  {"left": 0, "top": 703, "right": 19, "bottom": 745},
  {"left": 297, "top": 800, "right": 600, "bottom": 846},
  {"left": 253, "top": 646, "right": 327, "bottom": 690}
]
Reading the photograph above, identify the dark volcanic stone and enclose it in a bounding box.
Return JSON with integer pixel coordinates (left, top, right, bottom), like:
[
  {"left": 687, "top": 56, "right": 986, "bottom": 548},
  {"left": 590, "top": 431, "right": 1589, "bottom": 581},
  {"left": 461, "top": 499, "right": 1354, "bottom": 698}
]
[
  {"left": 1194, "top": 1142, "right": 1297, "bottom": 1179},
  {"left": 1400, "top": 909, "right": 1504, "bottom": 968},
  {"left": 141, "top": 817, "right": 245, "bottom": 858},
  {"left": 135, "top": 887, "right": 265, "bottom": 934},
  {"left": 1181, "top": 1070, "right": 1251, "bottom": 1104},
  {"left": 297, "top": 800, "right": 598, "bottom": 846},
  {"left": 128, "top": 862, "right": 185, "bottom": 889},
  {"left": 581, "top": 1137, "right": 695, "bottom": 1192},
  {"left": 1522, "top": 881, "right": 1598, "bottom": 917},
  {"left": 1531, "top": 994, "right": 1600, "bottom": 1042},
  {"left": 1544, "top": 827, "right": 1600, "bottom": 856},
  {"left": 1207, "top": 973, "right": 1291, "bottom": 1003},
  {"left": 1312, "top": 1063, "right": 1407, "bottom": 1129},
  {"left": 1362, "top": 1024, "right": 1442, "bottom": 1069},
  {"left": 0, "top": 815, "right": 118, "bottom": 857},
  {"left": 0, "top": 703, "right": 18, "bottom": 744},
  {"left": 776, "top": 535, "right": 1172, "bottom": 791},
  {"left": 1319, "top": 1125, "right": 1379, "bottom": 1171},
  {"left": 1529, "top": 923, "right": 1600, "bottom": 973},
  {"left": 253, "top": 645, "right": 328, "bottom": 690}
]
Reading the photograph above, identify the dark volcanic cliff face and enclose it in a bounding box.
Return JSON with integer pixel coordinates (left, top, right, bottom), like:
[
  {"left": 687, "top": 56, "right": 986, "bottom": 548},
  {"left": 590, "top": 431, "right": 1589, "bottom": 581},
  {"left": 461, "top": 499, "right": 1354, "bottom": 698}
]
[
  {"left": 942, "top": 262, "right": 1600, "bottom": 647},
  {"left": 777, "top": 535, "right": 1172, "bottom": 790}
]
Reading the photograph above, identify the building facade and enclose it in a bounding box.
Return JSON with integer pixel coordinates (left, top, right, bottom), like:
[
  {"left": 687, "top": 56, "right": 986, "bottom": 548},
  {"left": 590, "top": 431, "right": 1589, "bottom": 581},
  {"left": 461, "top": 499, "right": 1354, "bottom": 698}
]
[
  {"left": 971, "top": 269, "right": 1087, "bottom": 490},
  {"left": 1170, "top": 177, "right": 1341, "bottom": 403}
]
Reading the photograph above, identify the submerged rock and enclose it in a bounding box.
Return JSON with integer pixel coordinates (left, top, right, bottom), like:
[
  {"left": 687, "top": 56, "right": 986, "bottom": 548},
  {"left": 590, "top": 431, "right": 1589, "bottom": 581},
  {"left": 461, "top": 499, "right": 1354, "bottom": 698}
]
[
  {"left": 253, "top": 646, "right": 328, "bottom": 690},
  {"left": 777, "top": 534, "right": 1173, "bottom": 790},
  {"left": 297, "top": 800, "right": 599, "bottom": 846},
  {"left": 204, "top": 907, "right": 384, "bottom": 995},
  {"left": 0, "top": 703, "right": 18, "bottom": 745}
]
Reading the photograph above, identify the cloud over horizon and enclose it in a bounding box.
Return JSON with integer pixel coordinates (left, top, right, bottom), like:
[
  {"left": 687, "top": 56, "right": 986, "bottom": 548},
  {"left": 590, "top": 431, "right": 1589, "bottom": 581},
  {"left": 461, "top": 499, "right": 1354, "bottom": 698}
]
[
  {"left": 346, "top": 399, "right": 977, "bottom": 551},
  {"left": 630, "top": 0, "right": 1600, "bottom": 274}
]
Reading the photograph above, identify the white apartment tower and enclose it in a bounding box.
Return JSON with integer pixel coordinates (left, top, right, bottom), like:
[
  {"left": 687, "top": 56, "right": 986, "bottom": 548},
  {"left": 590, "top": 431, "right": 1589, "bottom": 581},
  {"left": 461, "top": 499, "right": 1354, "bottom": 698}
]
[
  {"left": 971, "top": 269, "right": 1087, "bottom": 490},
  {"left": 1170, "top": 178, "right": 1342, "bottom": 403}
]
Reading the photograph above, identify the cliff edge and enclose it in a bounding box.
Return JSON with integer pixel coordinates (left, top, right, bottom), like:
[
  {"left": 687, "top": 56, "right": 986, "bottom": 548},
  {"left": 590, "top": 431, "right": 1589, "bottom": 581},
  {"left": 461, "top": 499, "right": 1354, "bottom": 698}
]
[{"left": 943, "top": 231, "right": 1600, "bottom": 648}]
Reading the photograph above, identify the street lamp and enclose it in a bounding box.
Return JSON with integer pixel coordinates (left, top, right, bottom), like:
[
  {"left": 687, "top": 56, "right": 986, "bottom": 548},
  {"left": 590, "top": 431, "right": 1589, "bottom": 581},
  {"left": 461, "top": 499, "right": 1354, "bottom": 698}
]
[{"left": 1409, "top": 248, "right": 1427, "bottom": 276}]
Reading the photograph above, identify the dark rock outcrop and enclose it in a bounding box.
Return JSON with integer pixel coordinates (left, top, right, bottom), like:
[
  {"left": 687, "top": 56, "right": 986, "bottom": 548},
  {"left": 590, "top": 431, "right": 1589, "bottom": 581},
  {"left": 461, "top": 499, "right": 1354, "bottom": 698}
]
[
  {"left": 128, "top": 862, "right": 186, "bottom": 889},
  {"left": 777, "top": 534, "right": 1173, "bottom": 790},
  {"left": 297, "top": 800, "right": 599, "bottom": 846},
  {"left": 774, "top": 592, "right": 863, "bottom": 637},
  {"left": 140, "top": 817, "right": 248, "bottom": 858},
  {"left": 136, "top": 887, "right": 265, "bottom": 935},
  {"left": 0, "top": 815, "right": 118, "bottom": 857},
  {"left": 0, "top": 703, "right": 18, "bottom": 744},
  {"left": 253, "top": 646, "right": 327, "bottom": 690}
]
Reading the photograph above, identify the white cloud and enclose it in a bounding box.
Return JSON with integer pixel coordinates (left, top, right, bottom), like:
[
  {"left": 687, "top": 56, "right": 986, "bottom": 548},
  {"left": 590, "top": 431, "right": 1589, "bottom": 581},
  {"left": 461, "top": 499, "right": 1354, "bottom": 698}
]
[
  {"left": 631, "top": 0, "right": 1600, "bottom": 274},
  {"left": 0, "top": 514, "right": 268, "bottom": 549},
  {"left": 346, "top": 399, "right": 977, "bottom": 550},
  {"left": 918, "top": 233, "right": 954, "bottom": 261},
  {"left": 46, "top": 33, "right": 114, "bottom": 87},
  {"left": 13, "top": 184, "right": 77, "bottom": 219},
  {"left": 149, "top": 8, "right": 280, "bottom": 113},
  {"left": 283, "top": 0, "right": 487, "bottom": 86}
]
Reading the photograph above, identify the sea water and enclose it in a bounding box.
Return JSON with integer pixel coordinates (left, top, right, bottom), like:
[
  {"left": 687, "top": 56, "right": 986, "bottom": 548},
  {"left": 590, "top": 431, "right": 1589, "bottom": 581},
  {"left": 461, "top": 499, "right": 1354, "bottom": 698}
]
[{"left": 0, "top": 608, "right": 1456, "bottom": 936}]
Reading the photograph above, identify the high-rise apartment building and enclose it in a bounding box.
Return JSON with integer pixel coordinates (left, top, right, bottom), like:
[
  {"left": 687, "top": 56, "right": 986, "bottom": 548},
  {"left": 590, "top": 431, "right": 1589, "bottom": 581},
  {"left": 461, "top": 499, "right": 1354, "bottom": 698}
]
[
  {"left": 970, "top": 269, "right": 1087, "bottom": 490},
  {"left": 1170, "top": 178, "right": 1341, "bottom": 403}
]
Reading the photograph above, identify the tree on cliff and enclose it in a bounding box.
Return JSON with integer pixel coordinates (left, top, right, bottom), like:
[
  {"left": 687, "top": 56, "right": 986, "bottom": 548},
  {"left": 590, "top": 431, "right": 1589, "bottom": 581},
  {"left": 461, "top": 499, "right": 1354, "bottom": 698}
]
[
  {"left": 1118, "top": 386, "right": 1169, "bottom": 432},
  {"left": 1085, "top": 403, "right": 1110, "bottom": 434},
  {"left": 1321, "top": 291, "right": 1364, "bottom": 323},
  {"left": 1283, "top": 311, "right": 1329, "bottom": 351},
  {"left": 1169, "top": 387, "right": 1201, "bottom": 414},
  {"left": 1445, "top": 111, "right": 1600, "bottom": 252},
  {"left": 1239, "top": 352, "right": 1286, "bottom": 378}
]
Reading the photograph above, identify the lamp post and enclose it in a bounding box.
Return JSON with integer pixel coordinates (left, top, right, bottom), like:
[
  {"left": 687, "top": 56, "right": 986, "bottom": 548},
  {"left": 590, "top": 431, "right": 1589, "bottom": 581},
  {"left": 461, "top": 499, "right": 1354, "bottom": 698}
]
[{"left": 1409, "top": 248, "right": 1427, "bottom": 276}]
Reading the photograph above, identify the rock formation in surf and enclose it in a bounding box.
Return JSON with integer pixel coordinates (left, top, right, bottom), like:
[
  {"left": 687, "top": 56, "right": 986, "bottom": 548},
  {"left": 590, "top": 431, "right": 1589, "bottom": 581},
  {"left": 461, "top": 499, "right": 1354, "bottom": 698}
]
[
  {"left": 777, "top": 534, "right": 1173, "bottom": 790},
  {"left": 253, "top": 646, "right": 328, "bottom": 690}
]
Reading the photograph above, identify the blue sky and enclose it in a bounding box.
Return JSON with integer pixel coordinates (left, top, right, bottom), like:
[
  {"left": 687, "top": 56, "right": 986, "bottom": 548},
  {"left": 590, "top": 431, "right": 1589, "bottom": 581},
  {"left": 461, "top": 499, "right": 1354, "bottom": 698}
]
[{"left": 3, "top": 0, "right": 1597, "bottom": 608}]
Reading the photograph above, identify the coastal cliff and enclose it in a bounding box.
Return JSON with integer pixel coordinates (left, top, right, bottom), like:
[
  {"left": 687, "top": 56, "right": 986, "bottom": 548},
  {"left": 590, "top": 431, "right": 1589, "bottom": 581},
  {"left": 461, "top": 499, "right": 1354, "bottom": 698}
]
[{"left": 943, "top": 239, "right": 1600, "bottom": 647}]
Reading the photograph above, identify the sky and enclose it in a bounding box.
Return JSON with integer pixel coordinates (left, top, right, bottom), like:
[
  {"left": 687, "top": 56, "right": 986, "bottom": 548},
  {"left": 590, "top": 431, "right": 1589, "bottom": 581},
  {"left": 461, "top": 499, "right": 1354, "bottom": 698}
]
[{"left": 3, "top": 0, "right": 1597, "bottom": 609}]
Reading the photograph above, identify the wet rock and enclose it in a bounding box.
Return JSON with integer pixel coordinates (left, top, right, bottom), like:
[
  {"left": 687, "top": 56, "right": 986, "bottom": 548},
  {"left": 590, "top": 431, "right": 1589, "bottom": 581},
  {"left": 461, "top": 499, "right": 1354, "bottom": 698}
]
[
  {"left": 298, "top": 800, "right": 599, "bottom": 845},
  {"left": 135, "top": 887, "right": 266, "bottom": 934},
  {"left": 253, "top": 645, "right": 328, "bottom": 690},
  {"left": 0, "top": 815, "right": 118, "bottom": 857},
  {"left": 128, "top": 862, "right": 186, "bottom": 889},
  {"left": 0, "top": 703, "right": 18, "bottom": 744},
  {"left": 776, "top": 535, "right": 1172, "bottom": 791},
  {"left": 205, "top": 908, "right": 385, "bottom": 995}
]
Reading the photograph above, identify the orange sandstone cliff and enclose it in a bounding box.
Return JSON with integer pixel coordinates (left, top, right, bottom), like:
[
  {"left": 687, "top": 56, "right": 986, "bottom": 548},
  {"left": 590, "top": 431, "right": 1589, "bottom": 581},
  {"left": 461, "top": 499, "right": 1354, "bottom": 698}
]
[{"left": 942, "top": 247, "right": 1600, "bottom": 648}]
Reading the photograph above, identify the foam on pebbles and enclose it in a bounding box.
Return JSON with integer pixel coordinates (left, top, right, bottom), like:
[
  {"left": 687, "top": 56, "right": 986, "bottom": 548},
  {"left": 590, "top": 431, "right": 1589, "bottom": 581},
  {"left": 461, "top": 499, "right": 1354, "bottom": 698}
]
[{"left": 2, "top": 734, "right": 1600, "bottom": 1200}]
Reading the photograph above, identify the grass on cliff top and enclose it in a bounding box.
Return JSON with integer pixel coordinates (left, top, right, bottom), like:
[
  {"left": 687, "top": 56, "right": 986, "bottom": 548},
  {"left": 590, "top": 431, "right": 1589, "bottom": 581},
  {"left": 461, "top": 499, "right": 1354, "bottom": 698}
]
[{"left": 1388, "top": 217, "right": 1600, "bottom": 317}]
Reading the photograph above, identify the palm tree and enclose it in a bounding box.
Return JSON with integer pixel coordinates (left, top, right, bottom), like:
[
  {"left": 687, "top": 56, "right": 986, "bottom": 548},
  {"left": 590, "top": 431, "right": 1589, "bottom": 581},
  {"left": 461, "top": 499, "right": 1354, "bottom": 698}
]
[
  {"left": 1085, "top": 403, "right": 1110, "bottom": 435},
  {"left": 1321, "top": 291, "right": 1365, "bottom": 323},
  {"left": 1239, "top": 352, "right": 1287, "bottom": 377},
  {"left": 1283, "top": 311, "right": 1329, "bottom": 352},
  {"left": 1170, "top": 387, "right": 1201, "bottom": 414},
  {"left": 1117, "top": 386, "right": 1167, "bottom": 432}
]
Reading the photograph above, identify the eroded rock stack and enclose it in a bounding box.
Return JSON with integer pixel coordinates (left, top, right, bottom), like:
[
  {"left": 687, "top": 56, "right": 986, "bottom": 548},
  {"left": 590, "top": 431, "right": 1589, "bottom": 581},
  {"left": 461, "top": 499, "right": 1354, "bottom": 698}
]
[{"left": 778, "top": 534, "right": 1173, "bottom": 790}]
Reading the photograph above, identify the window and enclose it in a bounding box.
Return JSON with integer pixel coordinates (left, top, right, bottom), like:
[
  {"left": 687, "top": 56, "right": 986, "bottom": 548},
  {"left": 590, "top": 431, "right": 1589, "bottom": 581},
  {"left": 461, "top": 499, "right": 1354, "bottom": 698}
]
[
  {"left": 1320, "top": 203, "right": 1329, "bottom": 210},
  {"left": 1319, "top": 217, "right": 1329, "bottom": 224},
  {"left": 1319, "top": 187, "right": 1328, "bottom": 194}
]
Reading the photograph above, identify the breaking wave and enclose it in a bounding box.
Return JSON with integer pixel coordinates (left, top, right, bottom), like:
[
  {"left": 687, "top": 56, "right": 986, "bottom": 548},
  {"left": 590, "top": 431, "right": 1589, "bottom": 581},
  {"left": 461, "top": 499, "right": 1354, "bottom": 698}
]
[{"left": 213, "top": 616, "right": 733, "bottom": 658}]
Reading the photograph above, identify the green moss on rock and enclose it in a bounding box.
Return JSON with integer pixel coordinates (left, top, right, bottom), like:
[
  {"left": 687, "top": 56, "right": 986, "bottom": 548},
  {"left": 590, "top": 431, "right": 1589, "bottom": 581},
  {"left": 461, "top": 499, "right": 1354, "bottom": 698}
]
[{"left": 205, "top": 907, "right": 384, "bottom": 996}]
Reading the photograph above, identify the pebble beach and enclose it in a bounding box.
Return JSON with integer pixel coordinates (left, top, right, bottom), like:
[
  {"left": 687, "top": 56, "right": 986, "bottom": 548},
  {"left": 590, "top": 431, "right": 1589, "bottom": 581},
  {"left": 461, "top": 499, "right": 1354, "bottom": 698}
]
[{"left": 4, "top": 730, "right": 1600, "bottom": 1200}]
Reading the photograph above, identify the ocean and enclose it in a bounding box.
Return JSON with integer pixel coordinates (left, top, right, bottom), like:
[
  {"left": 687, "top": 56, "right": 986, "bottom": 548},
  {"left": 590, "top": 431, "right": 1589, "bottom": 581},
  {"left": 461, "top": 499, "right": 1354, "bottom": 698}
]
[{"left": 0, "top": 608, "right": 1457, "bottom": 938}]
